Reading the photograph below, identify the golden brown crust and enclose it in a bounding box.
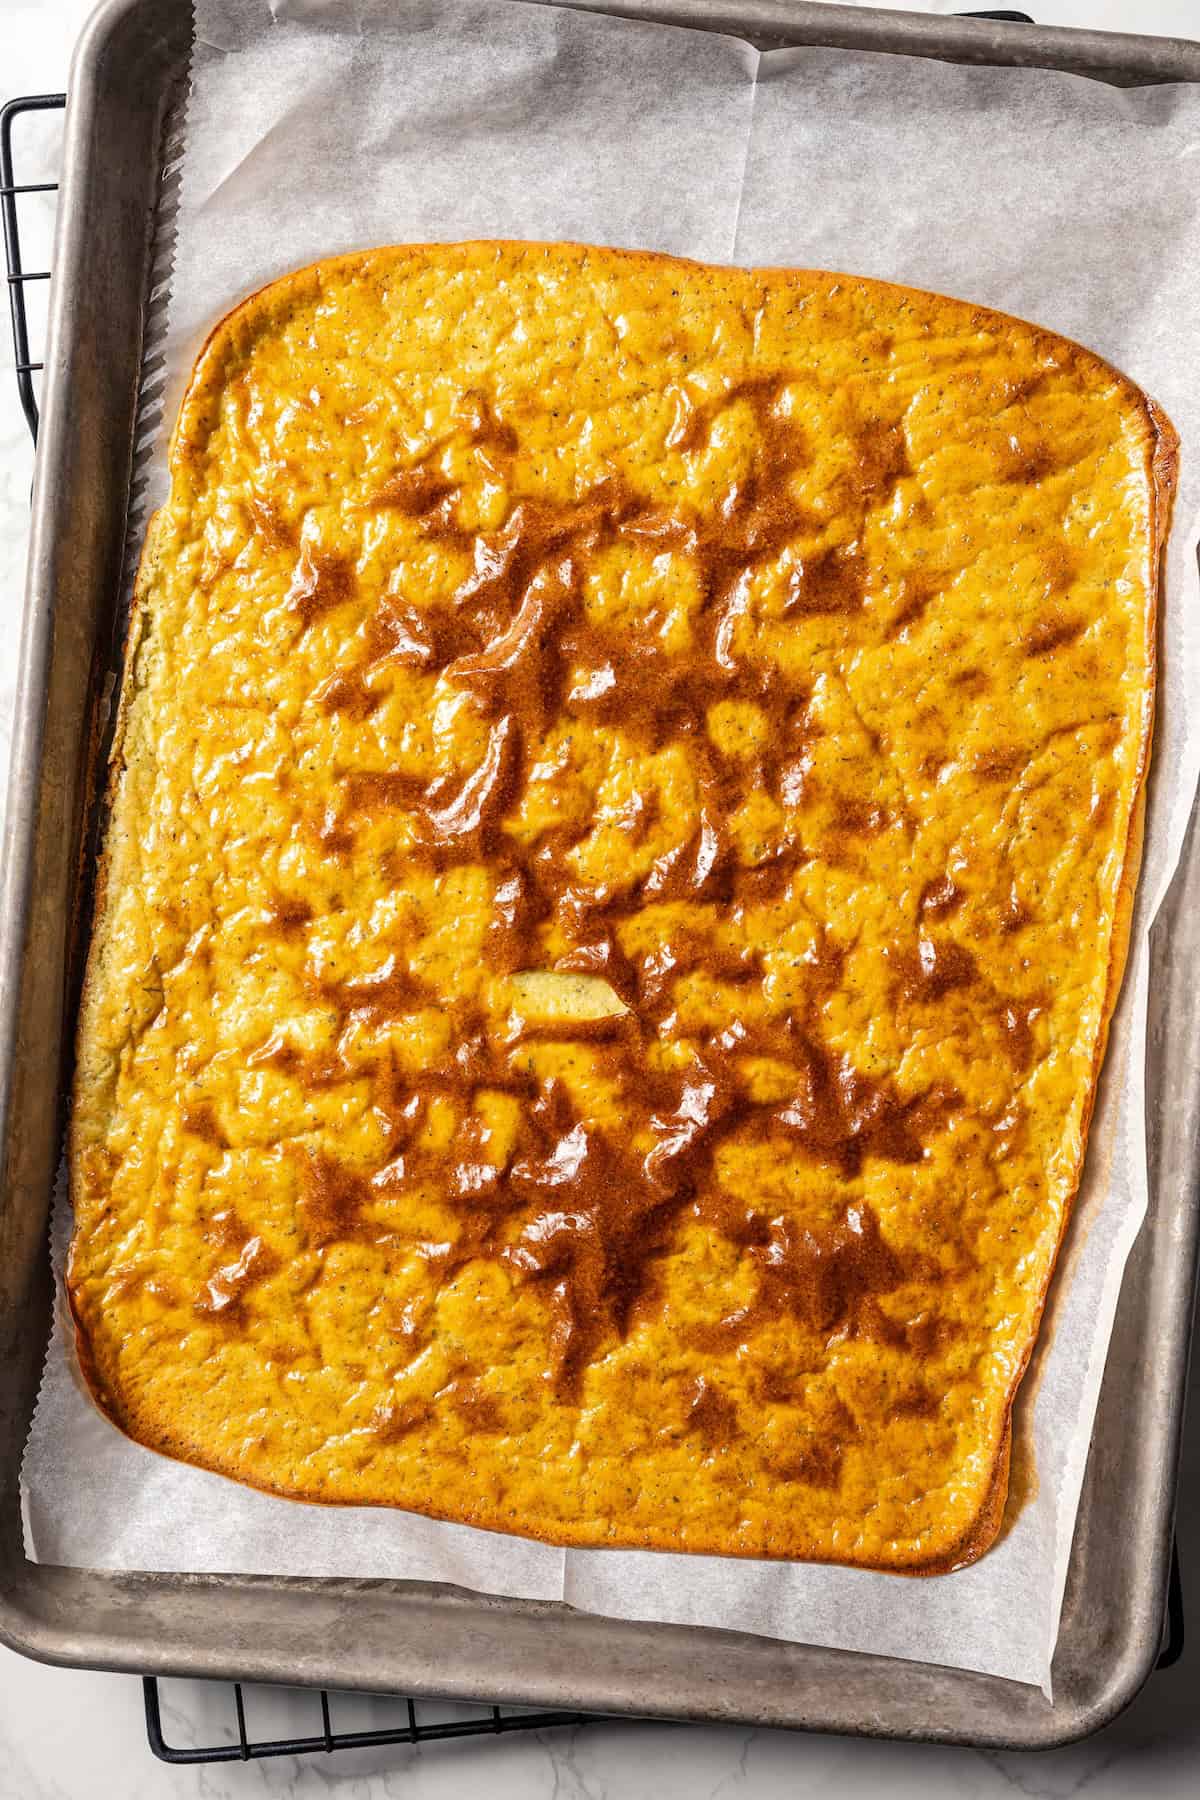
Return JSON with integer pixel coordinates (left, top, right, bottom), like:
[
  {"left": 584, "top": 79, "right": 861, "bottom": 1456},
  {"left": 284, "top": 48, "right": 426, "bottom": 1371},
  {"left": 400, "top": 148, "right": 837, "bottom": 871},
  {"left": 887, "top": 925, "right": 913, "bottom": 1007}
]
[{"left": 69, "top": 241, "right": 1175, "bottom": 1570}]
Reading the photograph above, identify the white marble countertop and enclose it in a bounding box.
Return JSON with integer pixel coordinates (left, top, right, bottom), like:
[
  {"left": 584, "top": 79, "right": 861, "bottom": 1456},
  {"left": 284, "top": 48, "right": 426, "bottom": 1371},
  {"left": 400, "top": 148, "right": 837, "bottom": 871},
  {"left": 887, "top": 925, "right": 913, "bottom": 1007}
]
[{"left": 2, "top": 0, "right": 1198, "bottom": 1793}]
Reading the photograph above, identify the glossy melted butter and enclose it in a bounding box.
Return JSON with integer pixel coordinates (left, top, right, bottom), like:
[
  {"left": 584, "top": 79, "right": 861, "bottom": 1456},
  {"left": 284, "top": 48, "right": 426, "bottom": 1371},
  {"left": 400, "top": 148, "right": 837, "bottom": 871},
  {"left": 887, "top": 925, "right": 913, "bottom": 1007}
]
[{"left": 69, "top": 243, "right": 1173, "bottom": 1568}]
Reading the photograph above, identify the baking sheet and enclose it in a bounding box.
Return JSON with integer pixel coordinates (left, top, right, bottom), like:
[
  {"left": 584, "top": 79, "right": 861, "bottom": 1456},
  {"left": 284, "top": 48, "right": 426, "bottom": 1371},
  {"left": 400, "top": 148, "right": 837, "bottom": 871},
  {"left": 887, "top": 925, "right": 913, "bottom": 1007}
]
[{"left": 20, "top": 0, "right": 1200, "bottom": 1696}]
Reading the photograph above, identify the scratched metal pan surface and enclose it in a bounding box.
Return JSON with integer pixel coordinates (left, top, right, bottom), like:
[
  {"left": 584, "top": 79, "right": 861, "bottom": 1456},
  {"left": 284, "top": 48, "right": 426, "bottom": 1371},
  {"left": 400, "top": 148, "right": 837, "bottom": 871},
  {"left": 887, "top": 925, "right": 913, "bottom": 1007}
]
[{"left": 0, "top": 0, "right": 1197, "bottom": 1748}]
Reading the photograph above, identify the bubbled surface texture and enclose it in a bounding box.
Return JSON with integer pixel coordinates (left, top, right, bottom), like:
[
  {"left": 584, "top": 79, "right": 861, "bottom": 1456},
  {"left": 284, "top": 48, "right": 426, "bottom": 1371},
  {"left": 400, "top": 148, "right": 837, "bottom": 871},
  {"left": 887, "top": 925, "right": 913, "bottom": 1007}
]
[{"left": 69, "top": 242, "right": 1173, "bottom": 1570}]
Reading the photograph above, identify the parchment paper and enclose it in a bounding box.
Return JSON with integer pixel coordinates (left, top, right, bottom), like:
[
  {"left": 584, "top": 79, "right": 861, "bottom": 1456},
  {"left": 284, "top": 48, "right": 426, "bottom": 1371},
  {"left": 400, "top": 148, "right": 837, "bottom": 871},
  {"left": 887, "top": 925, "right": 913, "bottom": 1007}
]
[{"left": 21, "top": 0, "right": 1200, "bottom": 1695}]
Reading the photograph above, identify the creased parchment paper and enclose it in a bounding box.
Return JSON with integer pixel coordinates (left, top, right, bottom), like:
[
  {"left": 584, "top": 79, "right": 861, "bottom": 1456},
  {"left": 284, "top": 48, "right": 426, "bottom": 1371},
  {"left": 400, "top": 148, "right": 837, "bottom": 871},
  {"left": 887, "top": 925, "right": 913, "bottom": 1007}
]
[{"left": 21, "top": 0, "right": 1200, "bottom": 1695}]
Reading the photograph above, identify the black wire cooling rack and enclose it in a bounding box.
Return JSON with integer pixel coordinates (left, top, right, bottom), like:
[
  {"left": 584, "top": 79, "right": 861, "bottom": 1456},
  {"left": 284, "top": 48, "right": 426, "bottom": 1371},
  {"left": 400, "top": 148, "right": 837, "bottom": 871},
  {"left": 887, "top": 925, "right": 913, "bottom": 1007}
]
[
  {"left": 141, "top": 1679, "right": 599, "bottom": 1767},
  {"left": 1, "top": 92, "right": 59, "bottom": 443},
  {"left": 1, "top": 34, "right": 1185, "bottom": 1762}
]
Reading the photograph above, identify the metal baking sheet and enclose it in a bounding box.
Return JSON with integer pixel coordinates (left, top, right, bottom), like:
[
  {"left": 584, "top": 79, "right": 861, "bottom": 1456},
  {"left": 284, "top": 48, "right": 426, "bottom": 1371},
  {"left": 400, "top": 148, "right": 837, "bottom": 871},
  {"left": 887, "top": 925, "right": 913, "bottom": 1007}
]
[{"left": 1, "top": 0, "right": 1198, "bottom": 1748}]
